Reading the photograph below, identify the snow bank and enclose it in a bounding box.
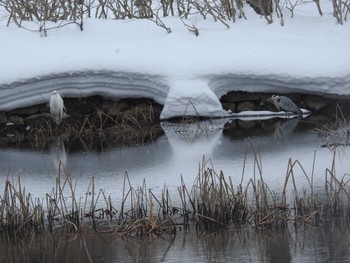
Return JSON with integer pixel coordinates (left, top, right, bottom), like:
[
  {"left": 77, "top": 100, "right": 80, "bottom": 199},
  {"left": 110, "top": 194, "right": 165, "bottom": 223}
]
[
  {"left": 0, "top": 3, "right": 349, "bottom": 118},
  {"left": 0, "top": 72, "right": 168, "bottom": 110}
]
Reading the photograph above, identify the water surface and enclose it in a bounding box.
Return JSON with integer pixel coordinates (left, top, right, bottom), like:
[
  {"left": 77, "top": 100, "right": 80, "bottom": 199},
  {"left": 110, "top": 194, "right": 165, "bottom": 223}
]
[
  {"left": 1, "top": 115, "right": 350, "bottom": 262},
  {"left": 1, "top": 223, "right": 350, "bottom": 262},
  {"left": 0, "top": 116, "right": 348, "bottom": 201}
]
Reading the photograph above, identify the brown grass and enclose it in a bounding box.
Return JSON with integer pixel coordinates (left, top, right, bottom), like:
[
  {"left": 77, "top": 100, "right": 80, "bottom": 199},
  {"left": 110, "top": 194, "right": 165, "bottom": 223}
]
[
  {"left": 314, "top": 104, "right": 350, "bottom": 150},
  {"left": 1, "top": 146, "right": 350, "bottom": 237},
  {"left": 18, "top": 105, "right": 164, "bottom": 150}
]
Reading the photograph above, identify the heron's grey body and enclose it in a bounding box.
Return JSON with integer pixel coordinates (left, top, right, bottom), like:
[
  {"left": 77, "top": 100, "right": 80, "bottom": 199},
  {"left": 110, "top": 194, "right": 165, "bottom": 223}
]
[
  {"left": 50, "top": 91, "right": 65, "bottom": 125},
  {"left": 267, "top": 95, "right": 302, "bottom": 116}
]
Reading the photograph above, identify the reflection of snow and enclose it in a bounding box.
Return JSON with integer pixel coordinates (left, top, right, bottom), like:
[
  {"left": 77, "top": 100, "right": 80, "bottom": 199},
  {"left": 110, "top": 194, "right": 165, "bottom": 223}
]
[
  {"left": 161, "top": 119, "right": 225, "bottom": 162},
  {"left": 0, "top": 120, "right": 349, "bottom": 204},
  {"left": 230, "top": 109, "right": 311, "bottom": 120}
]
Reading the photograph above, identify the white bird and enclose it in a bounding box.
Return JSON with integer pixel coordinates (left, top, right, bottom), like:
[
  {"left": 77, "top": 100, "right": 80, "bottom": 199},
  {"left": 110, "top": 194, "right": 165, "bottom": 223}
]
[{"left": 50, "top": 90, "right": 66, "bottom": 125}]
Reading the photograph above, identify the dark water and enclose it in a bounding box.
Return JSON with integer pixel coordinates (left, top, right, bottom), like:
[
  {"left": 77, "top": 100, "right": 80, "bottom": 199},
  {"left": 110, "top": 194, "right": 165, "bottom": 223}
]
[
  {"left": 1, "top": 223, "right": 350, "bottom": 262},
  {"left": 1, "top": 113, "right": 350, "bottom": 262}
]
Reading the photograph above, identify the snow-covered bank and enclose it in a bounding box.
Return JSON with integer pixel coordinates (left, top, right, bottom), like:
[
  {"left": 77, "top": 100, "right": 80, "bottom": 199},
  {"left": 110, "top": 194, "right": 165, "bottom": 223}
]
[
  {"left": 0, "top": 72, "right": 168, "bottom": 110},
  {"left": 0, "top": 3, "right": 349, "bottom": 118}
]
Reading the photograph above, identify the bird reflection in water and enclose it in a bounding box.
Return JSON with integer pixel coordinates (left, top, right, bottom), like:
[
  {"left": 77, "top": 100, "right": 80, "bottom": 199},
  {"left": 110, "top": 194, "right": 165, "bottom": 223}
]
[
  {"left": 50, "top": 135, "right": 67, "bottom": 172},
  {"left": 273, "top": 117, "right": 300, "bottom": 140}
]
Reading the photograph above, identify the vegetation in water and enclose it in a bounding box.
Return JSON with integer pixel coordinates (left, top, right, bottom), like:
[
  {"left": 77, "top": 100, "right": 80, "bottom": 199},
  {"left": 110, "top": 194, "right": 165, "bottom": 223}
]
[
  {"left": 1, "top": 146, "right": 349, "bottom": 238},
  {"left": 0, "top": 97, "right": 164, "bottom": 149},
  {"left": 0, "top": 104, "right": 349, "bottom": 261},
  {"left": 314, "top": 105, "right": 350, "bottom": 149},
  {"left": 1, "top": 104, "right": 349, "bottom": 236}
]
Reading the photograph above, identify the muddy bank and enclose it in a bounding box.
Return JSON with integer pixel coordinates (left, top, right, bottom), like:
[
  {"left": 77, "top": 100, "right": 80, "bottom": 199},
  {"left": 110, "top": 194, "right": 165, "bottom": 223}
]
[
  {"left": 220, "top": 91, "right": 347, "bottom": 113},
  {"left": 0, "top": 96, "right": 164, "bottom": 149},
  {"left": 0, "top": 92, "right": 349, "bottom": 148}
]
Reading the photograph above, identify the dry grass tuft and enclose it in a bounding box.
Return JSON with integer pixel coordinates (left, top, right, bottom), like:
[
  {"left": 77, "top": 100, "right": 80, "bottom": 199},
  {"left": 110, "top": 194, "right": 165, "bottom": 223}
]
[
  {"left": 1, "top": 146, "right": 350, "bottom": 237},
  {"left": 314, "top": 105, "right": 350, "bottom": 150}
]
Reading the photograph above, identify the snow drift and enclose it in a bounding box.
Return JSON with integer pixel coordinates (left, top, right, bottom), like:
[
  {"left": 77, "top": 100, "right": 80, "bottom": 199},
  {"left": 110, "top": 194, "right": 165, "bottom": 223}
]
[{"left": 0, "top": 2, "right": 349, "bottom": 118}]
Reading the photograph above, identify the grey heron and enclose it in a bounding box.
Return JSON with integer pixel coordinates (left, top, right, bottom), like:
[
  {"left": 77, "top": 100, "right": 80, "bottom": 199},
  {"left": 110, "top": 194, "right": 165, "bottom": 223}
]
[
  {"left": 50, "top": 90, "right": 66, "bottom": 125},
  {"left": 267, "top": 94, "right": 303, "bottom": 116}
]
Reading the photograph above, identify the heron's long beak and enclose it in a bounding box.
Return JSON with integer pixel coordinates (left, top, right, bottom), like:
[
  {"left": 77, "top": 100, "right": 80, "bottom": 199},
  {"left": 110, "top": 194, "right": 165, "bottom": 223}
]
[
  {"left": 265, "top": 97, "right": 274, "bottom": 104},
  {"left": 265, "top": 97, "right": 280, "bottom": 111}
]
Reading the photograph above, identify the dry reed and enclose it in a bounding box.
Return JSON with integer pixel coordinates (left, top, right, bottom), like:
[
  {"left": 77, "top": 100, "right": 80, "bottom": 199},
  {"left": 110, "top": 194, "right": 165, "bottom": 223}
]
[{"left": 1, "top": 146, "right": 350, "bottom": 237}]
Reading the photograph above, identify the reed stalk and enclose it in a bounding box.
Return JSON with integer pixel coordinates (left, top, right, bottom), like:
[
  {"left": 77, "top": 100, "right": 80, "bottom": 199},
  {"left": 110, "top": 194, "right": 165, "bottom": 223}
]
[{"left": 1, "top": 150, "right": 350, "bottom": 236}]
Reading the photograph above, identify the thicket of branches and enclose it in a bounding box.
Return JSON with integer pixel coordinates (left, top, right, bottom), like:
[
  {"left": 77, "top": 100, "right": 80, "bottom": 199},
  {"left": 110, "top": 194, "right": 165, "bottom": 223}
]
[{"left": 0, "top": 0, "right": 349, "bottom": 35}]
